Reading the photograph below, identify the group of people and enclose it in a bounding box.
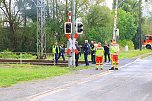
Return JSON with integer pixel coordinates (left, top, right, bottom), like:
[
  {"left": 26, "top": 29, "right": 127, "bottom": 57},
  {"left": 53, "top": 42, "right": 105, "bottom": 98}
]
[
  {"left": 52, "top": 39, "right": 119, "bottom": 70},
  {"left": 82, "top": 39, "right": 120, "bottom": 70},
  {"left": 90, "top": 40, "right": 111, "bottom": 64},
  {"left": 52, "top": 42, "right": 66, "bottom": 64}
]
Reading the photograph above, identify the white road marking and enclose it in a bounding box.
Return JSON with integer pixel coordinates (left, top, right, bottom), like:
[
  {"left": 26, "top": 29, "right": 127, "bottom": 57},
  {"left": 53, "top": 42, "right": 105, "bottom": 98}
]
[
  {"left": 119, "top": 58, "right": 139, "bottom": 69},
  {"left": 29, "top": 89, "right": 64, "bottom": 101},
  {"left": 27, "top": 59, "right": 139, "bottom": 101},
  {"left": 27, "top": 71, "right": 112, "bottom": 101}
]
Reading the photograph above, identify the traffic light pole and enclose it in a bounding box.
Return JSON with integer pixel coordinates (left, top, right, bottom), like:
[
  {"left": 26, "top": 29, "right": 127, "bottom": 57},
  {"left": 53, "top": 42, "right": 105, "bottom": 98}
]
[
  {"left": 113, "top": 0, "right": 118, "bottom": 41},
  {"left": 139, "top": 0, "right": 142, "bottom": 51},
  {"left": 71, "top": 0, "right": 76, "bottom": 67}
]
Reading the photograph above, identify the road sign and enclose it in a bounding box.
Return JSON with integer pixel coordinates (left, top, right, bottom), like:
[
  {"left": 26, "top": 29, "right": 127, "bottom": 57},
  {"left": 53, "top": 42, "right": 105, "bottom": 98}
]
[{"left": 66, "top": 34, "right": 79, "bottom": 54}]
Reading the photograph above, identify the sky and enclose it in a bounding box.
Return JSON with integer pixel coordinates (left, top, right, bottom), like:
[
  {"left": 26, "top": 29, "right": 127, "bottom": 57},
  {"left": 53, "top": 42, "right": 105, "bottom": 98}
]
[{"left": 106, "top": 0, "right": 113, "bottom": 9}]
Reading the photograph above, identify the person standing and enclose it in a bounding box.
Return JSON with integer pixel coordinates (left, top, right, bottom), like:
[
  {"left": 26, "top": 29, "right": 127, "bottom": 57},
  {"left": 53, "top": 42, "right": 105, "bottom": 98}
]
[
  {"left": 104, "top": 41, "right": 110, "bottom": 63},
  {"left": 95, "top": 42, "right": 104, "bottom": 70},
  {"left": 58, "top": 44, "right": 66, "bottom": 62},
  {"left": 83, "top": 40, "right": 90, "bottom": 66},
  {"left": 90, "top": 41, "right": 96, "bottom": 64},
  {"left": 52, "top": 42, "right": 60, "bottom": 64},
  {"left": 109, "top": 40, "right": 120, "bottom": 70},
  {"left": 75, "top": 41, "right": 80, "bottom": 67}
]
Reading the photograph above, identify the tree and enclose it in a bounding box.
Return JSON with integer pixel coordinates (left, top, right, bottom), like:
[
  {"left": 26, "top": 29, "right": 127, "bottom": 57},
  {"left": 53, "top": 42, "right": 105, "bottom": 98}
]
[
  {"left": 16, "top": 0, "right": 37, "bottom": 22},
  {"left": 117, "top": 9, "right": 137, "bottom": 40},
  {"left": 115, "top": 0, "right": 150, "bottom": 49},
  {"left": 0, "top": 0, "right": 24, "bottom": 51},
  {"left": 84, "top": 5, "right": 113, "bottom": 44}
]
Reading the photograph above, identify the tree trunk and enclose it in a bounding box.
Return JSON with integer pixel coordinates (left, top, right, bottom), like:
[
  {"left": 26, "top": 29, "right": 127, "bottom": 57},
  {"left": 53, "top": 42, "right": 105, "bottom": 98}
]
[{"left": 9, "top": 22, "right": 16, "bottom": 51}]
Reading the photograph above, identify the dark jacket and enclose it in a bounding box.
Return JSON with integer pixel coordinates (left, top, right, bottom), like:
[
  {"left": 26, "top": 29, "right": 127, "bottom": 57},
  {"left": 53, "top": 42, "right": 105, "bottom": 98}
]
[
  {"left": 90, "top": 43, "right": 95, "bottom": 54},
  {"left": 75, "top": 44, "right": 80, "bottom": 59},
  {"left": 83, "top": 43, "right": 90, "bottom": 54},
  {"left": 104, "top": 44, "right": 110, "bottom": 54},
  {"left": 59, "top": 46, "right": 65, "bottom": 53}
]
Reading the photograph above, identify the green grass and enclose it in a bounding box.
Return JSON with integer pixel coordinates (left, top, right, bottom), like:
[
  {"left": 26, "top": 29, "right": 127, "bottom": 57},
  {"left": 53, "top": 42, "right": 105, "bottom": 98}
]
[
  {"left": 0, "top": 49, "right": 151, "bottom": 87},
  {"left": 0, "top": 64, "right": 93, "bottom": 87},
  {"left": 0, "top": 52, "right": 36, "bottom": 59},
  {"left": 1, "top": 49, "right": 151, "bottom": 61},
  {"left": 119, "top": 49, "right": 152, "bottom": 59}
]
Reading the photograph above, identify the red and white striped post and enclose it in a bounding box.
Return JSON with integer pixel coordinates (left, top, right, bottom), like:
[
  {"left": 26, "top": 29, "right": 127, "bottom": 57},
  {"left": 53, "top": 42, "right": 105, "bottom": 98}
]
[{"left": 113, "top": 0, "right": 118, "bottom": 41}]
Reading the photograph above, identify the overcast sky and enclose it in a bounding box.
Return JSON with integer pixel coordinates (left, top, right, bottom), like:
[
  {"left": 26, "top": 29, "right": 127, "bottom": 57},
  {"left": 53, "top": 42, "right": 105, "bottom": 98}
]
[{"left": 106, "top": 0, "right": 113, "bottom": 9}]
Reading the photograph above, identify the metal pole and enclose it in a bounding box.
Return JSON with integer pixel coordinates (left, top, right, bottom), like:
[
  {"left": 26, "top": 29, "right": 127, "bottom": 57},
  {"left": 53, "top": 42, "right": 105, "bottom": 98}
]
[
  {"left": 37, "top": 0, "right": 46, "bottom": 59},
  {"left": 71, "top": 0, "right": 75, "bottom": 67},
  {"left": 66, "top": 0, "right": 68, "bottom": 20},
  {"left": 118, "top": 0, "right": 125, "bottom": 8},
  {"left": 20, "top": 52, "right": 22, "bottom": 64},
  {"left": 53, "top": 0, "right": 55, "bottom": 20},
  {"left": 139, "top": 0, "right": 142, "bottom": 51},
  {"left": 113, "top": 0, "right": 118, "bottom": 41}
]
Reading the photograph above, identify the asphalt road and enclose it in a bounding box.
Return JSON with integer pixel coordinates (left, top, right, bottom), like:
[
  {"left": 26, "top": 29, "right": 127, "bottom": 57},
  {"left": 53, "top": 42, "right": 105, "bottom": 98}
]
[
  {"left": 28, "top": 56, "right": 152, "bottom": 101},
  {"left": 0, "top": 57, "right": 152, "bottom": 101}
]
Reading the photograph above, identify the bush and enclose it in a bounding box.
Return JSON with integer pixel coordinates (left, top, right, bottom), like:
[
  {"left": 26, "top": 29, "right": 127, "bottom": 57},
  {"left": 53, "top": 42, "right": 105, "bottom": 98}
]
[
  {"left": 0, "top": 51, "right": 18, "bottom": 59},
  {"left": 0, "top": 49, "right": 35, "bottom": 59},
  {"left": 118, "top": 39, "right": 134, "bottom": 50}
]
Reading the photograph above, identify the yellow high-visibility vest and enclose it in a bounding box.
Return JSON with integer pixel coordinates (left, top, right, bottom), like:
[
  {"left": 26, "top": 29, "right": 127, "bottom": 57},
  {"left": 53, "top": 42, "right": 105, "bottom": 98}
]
[
  {"left": 96, "top": 46, "right": 104, "bottom": 57},
  {"left": 110, "top": 43, "right": 119, "bottom": 54},
  {"left": 52, "top": 45, "right": 59, "bottom": 54}
]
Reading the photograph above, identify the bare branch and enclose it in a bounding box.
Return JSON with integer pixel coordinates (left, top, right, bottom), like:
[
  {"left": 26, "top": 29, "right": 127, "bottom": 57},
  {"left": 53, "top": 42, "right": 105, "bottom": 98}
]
[
  {"left": 0, "top": 6, "right": 9, "bottom": 19},
  {"left": 18, "top": 18, "right": 24, "bottom": 25},
  {"left": 9, "top": 0, "right": 11, "bottom": 14},
  {"left": 2, "top": 0, "right": 11, "bottom": 20},
  {"left": 14, "top": 10, "right": 20, "bottom": 20}
]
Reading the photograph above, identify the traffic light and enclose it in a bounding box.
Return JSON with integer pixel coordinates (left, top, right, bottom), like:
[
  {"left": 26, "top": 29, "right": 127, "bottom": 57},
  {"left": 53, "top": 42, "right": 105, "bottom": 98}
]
[
  {"left": 76, "top": 22, "right": 83, "bottom": 34},
  {"left": 64, "top": 22, "right": 72, "bottom": 34}
]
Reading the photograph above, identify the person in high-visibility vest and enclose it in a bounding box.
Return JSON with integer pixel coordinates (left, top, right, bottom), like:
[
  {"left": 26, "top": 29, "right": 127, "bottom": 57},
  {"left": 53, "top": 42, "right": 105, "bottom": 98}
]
[
  {"left": 95, "top": 42, "right": 104, "bottom": 70},
  {"left": 109, "top": 40, "right": 120, "bottom": 70},
  {"left": 52, "top": 42, "right": 60, "bottom": 64}
]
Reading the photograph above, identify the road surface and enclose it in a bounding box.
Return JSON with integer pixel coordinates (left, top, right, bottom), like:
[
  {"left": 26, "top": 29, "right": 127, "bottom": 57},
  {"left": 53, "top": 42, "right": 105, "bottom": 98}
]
[
  {"left": 0, "top": 57, "right": 152, "bottom": 101},
  {"left": 28, "top": 56, "right": 152, "bottom": 101}
]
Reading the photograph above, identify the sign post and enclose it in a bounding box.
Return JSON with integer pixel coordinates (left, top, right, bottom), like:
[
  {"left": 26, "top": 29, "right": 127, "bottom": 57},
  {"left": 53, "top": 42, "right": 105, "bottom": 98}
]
[{"left": 113, "top": 0, "right": 118, "bottom": 41}]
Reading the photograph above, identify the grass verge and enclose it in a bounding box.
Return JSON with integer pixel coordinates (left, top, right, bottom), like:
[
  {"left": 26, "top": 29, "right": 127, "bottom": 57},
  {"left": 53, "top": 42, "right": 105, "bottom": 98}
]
[
  {"left": 119, "top": 49, "right": 152, "bottom": 59},
  {"left": 0, "top": 64, "right": 93, "bottom": 87}
]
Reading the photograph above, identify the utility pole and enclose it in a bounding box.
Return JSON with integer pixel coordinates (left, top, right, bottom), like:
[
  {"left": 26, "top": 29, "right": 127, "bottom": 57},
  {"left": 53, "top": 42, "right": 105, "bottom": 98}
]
[
  {"left": 66, "top": 0, "right": 68, "bottom": 21},
  {"left": 56, "top": 0, "right": 58, "bottom": 18},
  {"left": 139, "top": 0, "right": 142, "bottom": 51},
  {"left": 71, "top": 0, "right": 76, "bottom": 67},
  {"left": 53, "top": 0, "right": 55, "bottom": 20},
  {"left": 37, "top": 0, "right": 46, "bottom": 59},
  {"left": 113, "top": 0, "right": 118, "bottom": 41}
]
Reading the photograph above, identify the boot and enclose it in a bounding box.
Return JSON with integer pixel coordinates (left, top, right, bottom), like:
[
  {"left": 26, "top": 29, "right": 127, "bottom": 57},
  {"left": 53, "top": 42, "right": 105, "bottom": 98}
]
[
  {"left": 109, "top": 67, "right": 114, "bottom": 70},
  {"left": 115, "top": 68, "right": 118, "bottom": 70},
  {"left": 101, "top": 68, "right": 103, "bottom": 70},
  {"left": 95, "top": 68, "right": 98, "bottom": 70}
]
